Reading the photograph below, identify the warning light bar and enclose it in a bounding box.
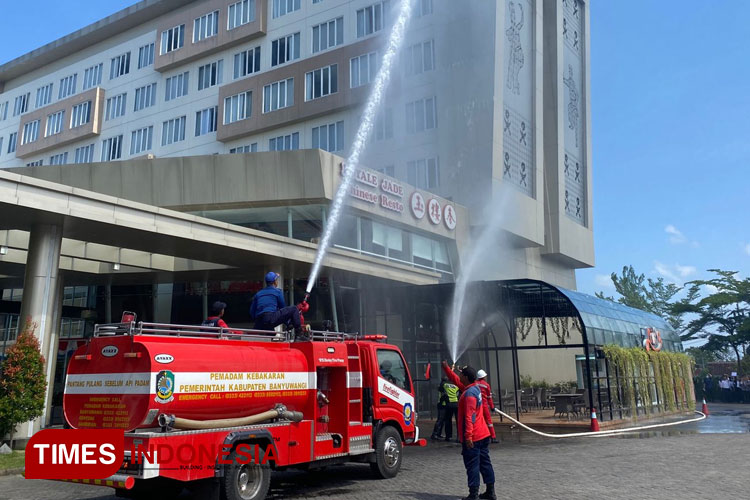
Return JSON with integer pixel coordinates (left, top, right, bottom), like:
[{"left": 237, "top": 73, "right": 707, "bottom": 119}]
[{"left": 362, "top": 335, "right": 387, "bottom": 341}]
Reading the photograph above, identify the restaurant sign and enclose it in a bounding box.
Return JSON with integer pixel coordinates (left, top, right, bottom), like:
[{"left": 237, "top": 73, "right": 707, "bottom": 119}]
[{"left": 340, "top": 163, "right": 455, "bottom": 230}]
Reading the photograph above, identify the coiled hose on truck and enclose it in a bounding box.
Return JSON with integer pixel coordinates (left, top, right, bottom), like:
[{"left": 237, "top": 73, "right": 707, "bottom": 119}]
[{"left": 158, "top": 404, "right": 303, "bottom": 430}]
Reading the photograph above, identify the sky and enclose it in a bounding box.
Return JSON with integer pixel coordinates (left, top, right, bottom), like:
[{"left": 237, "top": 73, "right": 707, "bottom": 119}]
[{"left": 1, "top": 1, "right": 747, "bottom": 340}]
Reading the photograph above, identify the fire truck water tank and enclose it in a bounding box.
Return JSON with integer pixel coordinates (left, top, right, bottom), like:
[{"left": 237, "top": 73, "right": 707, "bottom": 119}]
[{"left": 63, "top": 335, "right": 313, "bottom": 431}]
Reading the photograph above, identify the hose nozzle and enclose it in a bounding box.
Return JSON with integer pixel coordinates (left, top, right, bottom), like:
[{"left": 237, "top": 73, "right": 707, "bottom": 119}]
[{"left": 303, "top": 293, "right": 310, "bottom": 303}]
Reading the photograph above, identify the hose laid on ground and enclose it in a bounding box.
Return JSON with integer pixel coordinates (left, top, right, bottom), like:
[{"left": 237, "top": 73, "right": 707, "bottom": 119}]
[
  {"left": 493, "top": 408, "right": 707, "bottom": 438},
  {"left": 159, "top": 404, "right": 303, "bottom": 430}
]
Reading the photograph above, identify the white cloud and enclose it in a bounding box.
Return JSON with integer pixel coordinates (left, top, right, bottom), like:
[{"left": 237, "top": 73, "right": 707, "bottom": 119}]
[
  {"left": 654, "top": 261, "right": 696, "bottom": 284},
  {"left": 665, "top": 225, "right": 687, "bottom": 244},
  {"left": 744, "top": 243, "right": 750, "bottom": 256},
  {"left": 674, "top": 264, "right": 696, "bottom": 278},
  {"left": 703, "top": 284, "right": 719, "bottom": 295},
  {"left": 665, "top": 224, "right": 699, "bottom": 247},
  {"left": 595, "top": 274, "right": 614, "bottom": 290}
]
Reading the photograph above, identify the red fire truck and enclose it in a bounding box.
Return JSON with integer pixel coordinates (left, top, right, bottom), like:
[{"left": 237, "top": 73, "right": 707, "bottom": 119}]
[{"left": 62, "top": 319, "right": 425, "bottom": 500}]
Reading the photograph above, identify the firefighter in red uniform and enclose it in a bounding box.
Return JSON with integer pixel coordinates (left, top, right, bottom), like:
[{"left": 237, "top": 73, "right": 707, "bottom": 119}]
[
  {"left": 453, "top": 365, "right": 496, "bottom": 500},
  {"left": 476, "top": 369, "right": 499, "bottom": 444},
  {"left": 443, "top": 362, "right": 495, "bottom": 447}
]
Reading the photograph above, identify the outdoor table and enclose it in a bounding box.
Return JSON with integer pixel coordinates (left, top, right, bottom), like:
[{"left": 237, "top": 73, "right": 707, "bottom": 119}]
[{"left": 550, "top": 393, "right": 581, "bottom": 420}]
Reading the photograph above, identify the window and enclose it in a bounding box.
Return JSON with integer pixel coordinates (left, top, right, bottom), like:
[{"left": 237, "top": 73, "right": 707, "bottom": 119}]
[
  {"left": 233, "top": 47, "right": 260, "bottom": 79},
  {"left": 405, "top": 96, "right": 437, "bottom": 133},
  {"left": 312, "top": 17, "right": 343, "bottom": 54},
  {"left": 271, "top": 32, "right": 300, "bottom": 66},
  {"left": 194, "top": 10, "right": 219, "bottom": 42},
  {"left": 269, "top": 132, "right": 299, "bottom": 151},
  {"left": 0, "top": 101, "right": 7, "bottom": 121},
  {"left": 375, "top": 107, "right": 393, "bottom": 140},
  {"left": 407, "top": 157, "right": 439, "bottom": 189},
  {"left": 130, "top": 126, "right": 153, "bottom": 155},
  {"left": 161, "top": 24, "right": 185, "bottom": 54},
  {"left": 82, "top": 63, "right": 103, "bottom": 90},
  {"left": 26, "top": 160, "right": 43, "bottom": 167},
  {"left": 134, "top": 83, "right": 157, "bottom": 111},
  {"left": 101, "top": 135, "right": 123, "bottom": 161},
  {"left": 74, "top": 144, "right": 95, "bottom": 163},
  {"left": 59, "top": 74, "right": 77, "bottom": 99},
  {"left": 356, "top": 1, "right": 389, "bottom": 38},
  {"left": 165, "top": 72, "right": 189, "bottom": 101},
  {"left": 45, "top": 110, "right": 65, "bottom": 137},
  {"left": 305, "top": 64, "right": 338, "bottom": 101},
  {"left": 138, "top": 43, "right": 155, "bottom": 68},
  {"left": 350, "top": 52, "right": 378, "bottom": 88},
  {"left": 224, "top": 91, "right": 252, "bottom": 124},
  {"left": 228, "top": 0, "right": 256, "bottom": 29},
  {"left": 162, "top": 116, "right": 186, "bottom": 145},
  {"left": 110, "top": 52, "right": 131, "bottom": 79},
  {"left": 272, "top": 0, "right": 300, "bottom": 18},
  {"left": 263, "top": 78, "right": 294, "bottom": 113},
  {"left": 312, "top": 0, "right": 323, "bottom": 3},
  {"left": 416, "top": 0, "right": 433, "bottom": 17},
  {"left": 49, "top": 152, "right": 68, "bottom": 165},
  {"left": 405, "top": 40, "right": 434, "bottom": 76},
  {"left": 21, "top": 120, "right": 40, "bottom": 145},
  {"left": 105, "top": 93, "right": 127, "bottom": 121},
  {"left": 7, "top": 133, "right": 17, "bottom": 153},
  {"left": 70, "top": 101, "right": 91, "bottom": 128},
  {"left": 0, "top": 137, "right": 3, "bottom": 154},
  {"left": 198, "top": 60, "right": 223, "bottom": 90},
  {"left": 376, "top": 349, "right": 410, "bottom": 391},
  {"left": 312, "top": 121, "right": 344, "bottom": 152},
  {"left": 195, "top": 106, "right": 218, "bottom": 136},
  {"left": 377, "top": 165, "right": 394, "bottom": 177},
  {"left": 230, "top": 143, "right": 257, "bottom": 153},
  {"left": 36, "top": 83, "right": 53, "bottom": 108},
  {"left": 13, "top": 93, "right": 30, "bottom": 116}
]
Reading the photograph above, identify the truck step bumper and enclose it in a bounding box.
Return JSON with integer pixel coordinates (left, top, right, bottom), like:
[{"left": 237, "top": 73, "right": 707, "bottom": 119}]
[{"left": 56, "top": 474, "right": 135, "bottom": 490}]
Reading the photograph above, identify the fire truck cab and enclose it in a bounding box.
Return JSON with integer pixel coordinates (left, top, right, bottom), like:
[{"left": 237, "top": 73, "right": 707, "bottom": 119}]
[{"left": 62, "top": 321, "right": 424, "bottom": 500}]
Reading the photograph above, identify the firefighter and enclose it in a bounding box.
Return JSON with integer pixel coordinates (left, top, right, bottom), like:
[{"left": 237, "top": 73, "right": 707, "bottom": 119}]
[
  {"left": 443, "top": 362, "right": 494, "bottom": 446},
  {"left": 250, "top": 272, "right": 305, "bottom": 338},
  {"left": 201, "top": 301, "right": 241, "bottom": 333},
  {"left": 430, "top": 377, "right": 450, "bottom": 440},
  {"left": 443, "top": 378, "right": 460, "bottom": 442},
  {"left": 476, "top": 369, "right": 499, "bottom": 444},
  {"left": 456, "top": 365, "right": 496, "bottom": 500}
]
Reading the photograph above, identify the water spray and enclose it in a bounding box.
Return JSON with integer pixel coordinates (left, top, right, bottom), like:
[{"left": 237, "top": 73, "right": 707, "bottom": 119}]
[{"left": 305, "top": 0, "right": 415, "bottom": 295}]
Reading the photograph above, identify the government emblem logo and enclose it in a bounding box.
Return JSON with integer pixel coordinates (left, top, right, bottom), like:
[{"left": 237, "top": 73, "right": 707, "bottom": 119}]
[{"left": 155, "top": 370, "right": 175, "bottom": 403}]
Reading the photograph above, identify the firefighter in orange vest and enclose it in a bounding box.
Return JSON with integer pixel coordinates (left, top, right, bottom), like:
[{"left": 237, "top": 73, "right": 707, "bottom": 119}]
[
  {"left": 476, "top": 369, "right": 498, "bottom": 444},
  {"left": 443, "top": 362, "right": 496, "bottom": 446}
]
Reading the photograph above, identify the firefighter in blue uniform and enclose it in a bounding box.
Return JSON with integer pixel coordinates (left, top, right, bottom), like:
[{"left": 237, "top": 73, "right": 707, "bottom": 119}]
[{"left": 250, "top": 272, "right": 305, "bottom": 338}]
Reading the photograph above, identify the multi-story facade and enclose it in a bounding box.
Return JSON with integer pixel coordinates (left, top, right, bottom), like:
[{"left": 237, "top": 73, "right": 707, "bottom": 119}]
[{"left": 0, "top": 0, "right": 593, "bottom": 287}]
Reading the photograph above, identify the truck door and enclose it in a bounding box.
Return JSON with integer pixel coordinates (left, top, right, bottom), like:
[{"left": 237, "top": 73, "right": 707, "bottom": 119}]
[{"left": 374, "top": 348, "right": 415, "bottom": 431}]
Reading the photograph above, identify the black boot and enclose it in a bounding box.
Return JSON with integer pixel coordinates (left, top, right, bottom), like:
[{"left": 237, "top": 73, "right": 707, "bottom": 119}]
[
  {"left": 461, "top": 487, "right": 479, "bottom": 500},
  {"left": 479, "top": 483, "right": 496, "bottom": 500}
]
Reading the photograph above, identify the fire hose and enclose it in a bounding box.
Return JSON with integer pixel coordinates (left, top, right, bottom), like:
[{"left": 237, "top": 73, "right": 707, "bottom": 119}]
[
  {"left": 492, "top": 408, "right": 707, "bottom": 438},
  {"left": 159, "top": 404, "right": 303, "bottom": 430}
]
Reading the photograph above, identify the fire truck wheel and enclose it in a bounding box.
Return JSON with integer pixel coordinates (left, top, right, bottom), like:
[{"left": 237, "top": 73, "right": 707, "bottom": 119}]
[
  {"left": 222, "top": 449, "right": 271, "bottom": 500},
  {"left": 370, "top": 426, "right": 402, "bottom": 479}
]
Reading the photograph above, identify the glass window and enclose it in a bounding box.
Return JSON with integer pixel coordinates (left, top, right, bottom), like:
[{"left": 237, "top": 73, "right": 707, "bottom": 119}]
[{"left": 377, "top": 349, "right": 411, "bottom": 392}]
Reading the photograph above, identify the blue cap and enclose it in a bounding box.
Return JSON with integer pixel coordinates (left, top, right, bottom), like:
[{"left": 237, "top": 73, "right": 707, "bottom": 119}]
[{"left": 265, "top": 271, "right": 279, "bottom": 283}]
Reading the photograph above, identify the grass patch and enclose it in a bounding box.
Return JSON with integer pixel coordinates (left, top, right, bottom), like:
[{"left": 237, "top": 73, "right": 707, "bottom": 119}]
[{"left": 0, "top": 450, "right": 25, "bottom": 471}]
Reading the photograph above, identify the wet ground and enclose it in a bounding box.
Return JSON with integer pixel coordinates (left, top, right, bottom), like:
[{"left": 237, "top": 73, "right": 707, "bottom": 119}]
[{"left": 2, "top": 404, "right": 747, "bottom": 499}]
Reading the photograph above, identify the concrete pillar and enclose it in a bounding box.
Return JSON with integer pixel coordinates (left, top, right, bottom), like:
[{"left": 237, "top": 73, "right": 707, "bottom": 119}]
[
  {"left": 105, "top": 284, "right": 112, "bottom": 323},
  {"left": 43, "top": 279, "right": 64, "bottom": 427},
  {"left": 202, "top": 281, "right": 209, "bottom": 320},
  {"left": 18, "top": 222, "right": 63, "bottom": 438}
]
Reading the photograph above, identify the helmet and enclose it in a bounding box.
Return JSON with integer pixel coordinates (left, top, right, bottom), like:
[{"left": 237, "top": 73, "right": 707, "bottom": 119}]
[
  {"left": 265, "top": 271, "right": 279, "bottom": 283},
  {"left": 477, "top": 369, "right": 487, "bottom": 379}
]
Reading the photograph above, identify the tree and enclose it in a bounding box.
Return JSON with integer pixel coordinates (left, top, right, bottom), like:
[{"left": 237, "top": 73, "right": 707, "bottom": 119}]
[
  {"left": 595, "top": 265, "right": 691, "bottom": 332},
  {"left": 0, "top": 319, "right": 47, "bottom": 446},
  {"left": 675, "top": 270, "right": 750, "bottom": 376}
]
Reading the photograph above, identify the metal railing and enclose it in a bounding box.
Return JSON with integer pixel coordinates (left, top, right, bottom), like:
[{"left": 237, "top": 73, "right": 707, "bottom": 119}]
[{"left": 94, "top": 321, "right": 365, "bottom": 343}]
